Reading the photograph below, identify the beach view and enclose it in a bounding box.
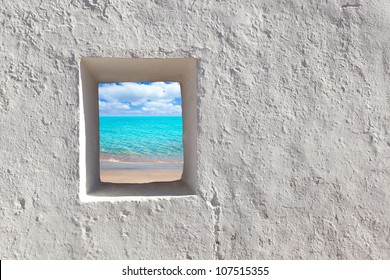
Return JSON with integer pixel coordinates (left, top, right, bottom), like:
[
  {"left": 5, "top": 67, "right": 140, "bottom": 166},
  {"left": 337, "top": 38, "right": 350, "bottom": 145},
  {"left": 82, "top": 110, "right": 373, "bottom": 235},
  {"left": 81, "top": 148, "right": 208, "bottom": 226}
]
[{"left": 98, "top": 82, "right": 183, "bottom": 183}]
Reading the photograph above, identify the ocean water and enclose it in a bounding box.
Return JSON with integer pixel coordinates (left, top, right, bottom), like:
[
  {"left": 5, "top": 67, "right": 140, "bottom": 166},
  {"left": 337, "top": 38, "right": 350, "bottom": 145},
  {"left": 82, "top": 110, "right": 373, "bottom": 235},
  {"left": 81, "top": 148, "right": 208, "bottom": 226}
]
[{"left": 99, "top": 116, "right": 183, "bottom": 169}]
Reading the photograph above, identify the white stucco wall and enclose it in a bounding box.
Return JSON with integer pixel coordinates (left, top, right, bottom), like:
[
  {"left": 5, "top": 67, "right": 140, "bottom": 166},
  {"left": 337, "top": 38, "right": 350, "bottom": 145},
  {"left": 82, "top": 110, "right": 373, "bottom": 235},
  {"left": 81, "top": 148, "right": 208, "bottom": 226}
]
[{"left": 1, "top": 0, "right": 390, "bottom": 259}]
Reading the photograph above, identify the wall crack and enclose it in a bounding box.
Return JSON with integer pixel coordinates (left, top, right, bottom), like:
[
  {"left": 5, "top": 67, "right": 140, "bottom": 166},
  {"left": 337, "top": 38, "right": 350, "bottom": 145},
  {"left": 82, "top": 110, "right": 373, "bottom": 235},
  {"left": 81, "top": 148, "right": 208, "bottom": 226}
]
[
  {"left": 341, "top": 3, "right": 361, "bottom": 9},
  {"left": 207, "top": 186, "right": 222, "bottom": 260}
]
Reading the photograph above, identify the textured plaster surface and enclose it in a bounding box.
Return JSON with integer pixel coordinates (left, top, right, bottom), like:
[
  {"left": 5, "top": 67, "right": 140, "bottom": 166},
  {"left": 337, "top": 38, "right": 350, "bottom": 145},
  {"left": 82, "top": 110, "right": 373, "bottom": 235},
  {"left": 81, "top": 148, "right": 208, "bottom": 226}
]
[{"left": 1, "top": 0, "right": 390, "bottom": 259}]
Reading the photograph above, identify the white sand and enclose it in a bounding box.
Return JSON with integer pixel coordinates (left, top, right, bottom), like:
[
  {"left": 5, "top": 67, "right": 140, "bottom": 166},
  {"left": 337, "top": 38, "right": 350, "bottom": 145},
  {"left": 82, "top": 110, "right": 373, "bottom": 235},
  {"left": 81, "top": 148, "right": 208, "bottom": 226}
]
[{"left": 100, "top": 169, "right": 182, "bottom": 184}]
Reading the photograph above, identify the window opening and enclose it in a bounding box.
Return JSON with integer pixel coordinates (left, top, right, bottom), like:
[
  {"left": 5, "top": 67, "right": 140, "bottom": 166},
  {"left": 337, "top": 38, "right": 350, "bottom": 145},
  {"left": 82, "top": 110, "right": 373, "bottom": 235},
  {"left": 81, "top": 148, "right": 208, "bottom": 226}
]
[{"left": 98, "top": 82, "right": 183, "bottom": 183}]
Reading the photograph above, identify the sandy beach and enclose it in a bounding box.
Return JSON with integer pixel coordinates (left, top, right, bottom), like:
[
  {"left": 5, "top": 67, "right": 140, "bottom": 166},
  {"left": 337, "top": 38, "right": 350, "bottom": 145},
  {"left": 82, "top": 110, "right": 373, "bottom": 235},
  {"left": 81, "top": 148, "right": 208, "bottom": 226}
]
[{"left": 100, "top": 168, "right": 182, "bottom": 184}]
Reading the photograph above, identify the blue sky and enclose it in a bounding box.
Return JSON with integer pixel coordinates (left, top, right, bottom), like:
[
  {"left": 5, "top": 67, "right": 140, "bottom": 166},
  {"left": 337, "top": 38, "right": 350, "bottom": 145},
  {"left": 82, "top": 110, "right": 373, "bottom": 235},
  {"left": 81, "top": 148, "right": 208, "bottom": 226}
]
[{"left": 98, "top": 82, "right": 182, "bottom": 116}]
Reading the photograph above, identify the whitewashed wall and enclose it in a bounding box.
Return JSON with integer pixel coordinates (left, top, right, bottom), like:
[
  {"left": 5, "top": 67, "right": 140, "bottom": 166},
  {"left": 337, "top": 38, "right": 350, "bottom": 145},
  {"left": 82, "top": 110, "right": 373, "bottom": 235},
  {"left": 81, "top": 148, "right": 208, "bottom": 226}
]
[{"left": 1, "top": 0, "right": 390, "bottom": 259}]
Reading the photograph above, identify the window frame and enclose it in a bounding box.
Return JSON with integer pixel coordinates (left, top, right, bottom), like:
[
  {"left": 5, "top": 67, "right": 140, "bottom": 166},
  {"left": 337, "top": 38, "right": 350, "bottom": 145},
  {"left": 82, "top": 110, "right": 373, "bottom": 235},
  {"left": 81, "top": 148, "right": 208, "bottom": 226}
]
[{"left": 79, "top": 58, "right": 197, "bottom": 202}]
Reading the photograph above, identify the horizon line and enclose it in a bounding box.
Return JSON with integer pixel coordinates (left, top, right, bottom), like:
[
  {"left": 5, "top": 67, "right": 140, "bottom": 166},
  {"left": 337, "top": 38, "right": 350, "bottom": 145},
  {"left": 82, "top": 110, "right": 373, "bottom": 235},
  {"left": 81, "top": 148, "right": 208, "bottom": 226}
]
[{"left": 99, "top": 115, "right": 182, "bottom": 117}]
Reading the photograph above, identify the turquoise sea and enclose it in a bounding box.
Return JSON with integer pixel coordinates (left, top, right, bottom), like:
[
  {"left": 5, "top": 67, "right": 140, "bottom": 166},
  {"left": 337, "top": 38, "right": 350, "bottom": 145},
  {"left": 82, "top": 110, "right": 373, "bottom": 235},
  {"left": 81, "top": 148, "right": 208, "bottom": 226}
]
[{"left": 100, "top": 116, "right": 183, "bottom": 169}]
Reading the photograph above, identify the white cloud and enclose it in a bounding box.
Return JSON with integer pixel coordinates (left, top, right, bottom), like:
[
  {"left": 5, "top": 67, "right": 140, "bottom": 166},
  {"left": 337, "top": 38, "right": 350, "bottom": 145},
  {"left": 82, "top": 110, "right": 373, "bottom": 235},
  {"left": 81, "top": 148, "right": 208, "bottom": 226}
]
[
  {"left": 141, "top": 101, "right": 182, "bottom": 115},
  {"left": 98, "top": 82, "right": 182, "bottom": 116},
  {"left": 99, "top": 100, "right": 131, "bottom": 116}
]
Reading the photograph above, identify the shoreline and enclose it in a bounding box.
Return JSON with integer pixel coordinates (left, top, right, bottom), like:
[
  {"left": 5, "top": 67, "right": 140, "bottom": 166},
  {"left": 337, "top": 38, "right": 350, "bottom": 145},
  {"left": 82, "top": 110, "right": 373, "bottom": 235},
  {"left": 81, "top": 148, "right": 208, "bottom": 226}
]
[
  {"left": 100, "top": 168, "right": 182, "bottom": 184},
  {"left": 100, "top": 159, "right": 183, "bottom": 170}
]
